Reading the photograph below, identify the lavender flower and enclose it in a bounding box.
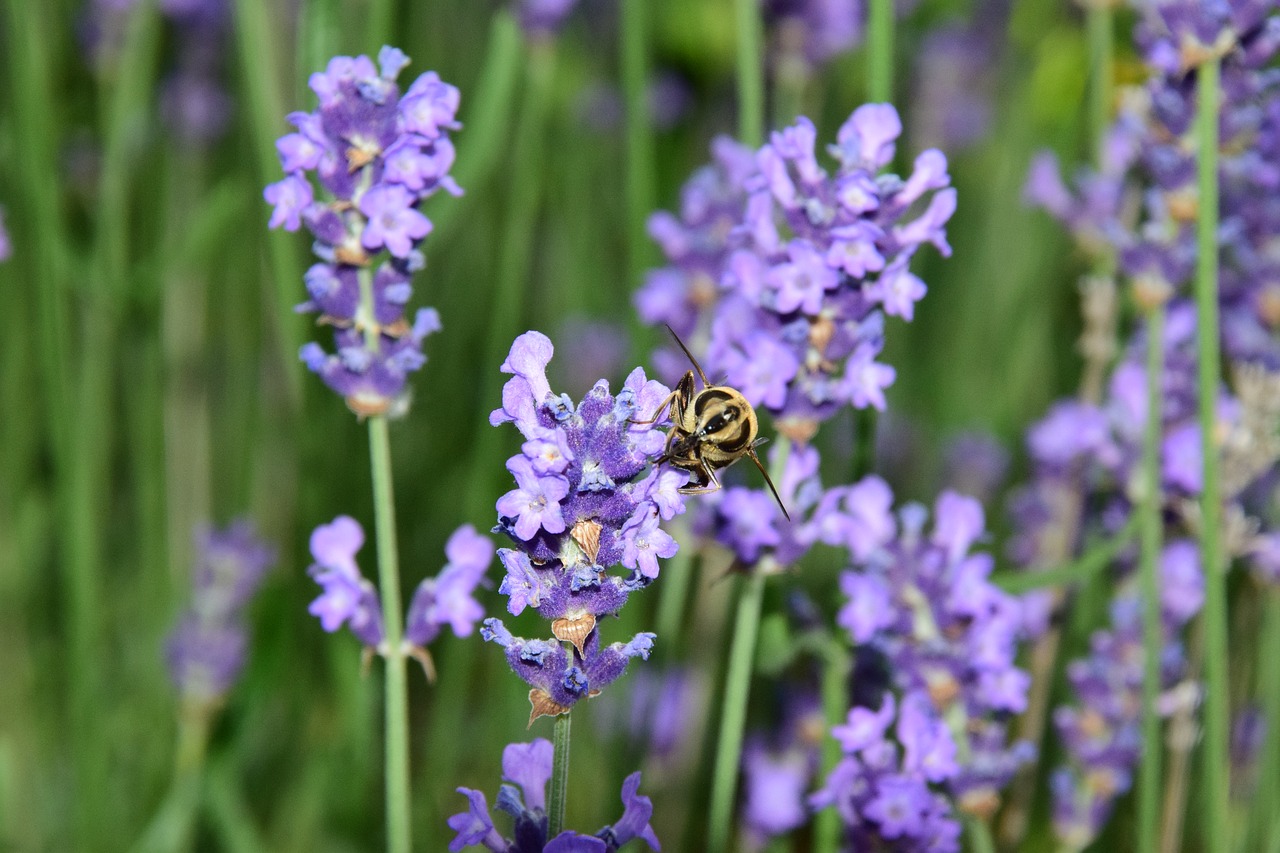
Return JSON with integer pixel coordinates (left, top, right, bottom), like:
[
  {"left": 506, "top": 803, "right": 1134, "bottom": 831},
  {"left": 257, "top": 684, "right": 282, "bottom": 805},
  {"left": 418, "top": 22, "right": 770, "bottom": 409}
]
[
  {"left": 448, "top": 738, "right": 660, "bottom": 852},
  {"left": 483, "top": 332, "right": 685, "bottom": 723},
  {"left": 1013, "top": 6, "right": 1280, "bottom": 843},
  {"left": 811, "top": 485, "right": 1034, "bottom": 846},
  {"left": 307, "top": 515, "right": 492, "bottom": 674},
  {"left": 1027, "top": 2, "right": 1280, "bottom": 368},
  {"left": 1049, "top": 543, "right": 1204, "bottom": 846},
  {"left": 638, "top": 103, "right": 954, "bottom": 439},
  {"left": 167, "top": 520, "right": 275, "bottom": 705},
  {"left": 264, "top": 47, "right": 461, "bottom": 415}
]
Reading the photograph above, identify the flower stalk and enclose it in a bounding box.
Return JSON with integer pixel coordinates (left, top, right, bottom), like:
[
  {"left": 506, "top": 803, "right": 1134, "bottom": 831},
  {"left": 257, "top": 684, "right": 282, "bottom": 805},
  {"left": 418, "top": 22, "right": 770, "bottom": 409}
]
[
  {"left": 866, "top": 0, "right": 894, "bottom": 103},
  {"left": 1138, "top": 304, "right": 1166, "bottom": 853},
  {"left": 1194, "top": 54, "right": 1229, "bottom": 849},
  {"left": 369, "top": 414, "right": 412, "bottom": 853},
  {"left": 622, "top": 0, "right": 657, "bottom": 283},
  {"left": 548, "top": 712, "right": 572, "bottom": 838},
  {"left": 708, "top": 441, "right": 791, "bottom": 853}
]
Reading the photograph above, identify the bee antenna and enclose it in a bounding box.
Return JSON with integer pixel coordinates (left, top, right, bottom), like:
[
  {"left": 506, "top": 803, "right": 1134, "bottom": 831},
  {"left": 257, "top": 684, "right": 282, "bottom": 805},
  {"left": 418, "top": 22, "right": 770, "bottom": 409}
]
[
  {"left": 748, "top": 448, "right": 791, "bottom": 522},
  {"left": 664, "top": 323, "right": 712, "bottom": 388}
]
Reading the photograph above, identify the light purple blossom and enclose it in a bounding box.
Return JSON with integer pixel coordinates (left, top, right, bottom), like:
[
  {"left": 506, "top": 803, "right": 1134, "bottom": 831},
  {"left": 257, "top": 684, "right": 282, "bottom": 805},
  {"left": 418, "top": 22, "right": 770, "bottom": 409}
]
[
  {"left": 496, "top": 456, "right": 570, "bottom": 540},
  {"left": 264, "top": 47, "right": 460, "bottom": 413},
  {"left": 359, "top": 184, "right": 434, "bottom": 257}
]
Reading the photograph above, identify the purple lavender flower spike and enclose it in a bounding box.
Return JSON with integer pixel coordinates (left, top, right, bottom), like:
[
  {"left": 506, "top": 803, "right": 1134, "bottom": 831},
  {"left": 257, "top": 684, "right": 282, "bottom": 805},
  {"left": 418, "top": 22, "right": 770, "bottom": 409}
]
[
  {"left": 448, "top": 739, "right": 659, "bottom": 851},
  {"left": 814, "top": 480, "right": 1033, "bottom": 844},
  {"left": 0, "top": 207, "right": 10, "bottom": 262},
  {"left": 167, "top": 520, "right": 275, "bottom": 705},
  {"left": 486, "top": 331, "right": 689, "bottom": 720},
  {"left": 265, "top": 47, "right": 461, "bottom": 414},
  {"left": 306, "top": 514, "right": 495, "bottom": 677}
]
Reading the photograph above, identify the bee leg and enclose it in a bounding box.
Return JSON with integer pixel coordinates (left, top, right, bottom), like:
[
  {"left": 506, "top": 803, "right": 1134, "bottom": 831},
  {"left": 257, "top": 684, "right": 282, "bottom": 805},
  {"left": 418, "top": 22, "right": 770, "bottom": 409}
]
[
  {"left": 628, "top": 390, "right": 678, "bottom": 426},
  {"left": 676, "top": 462, "right": 722, "bottom": 496}
]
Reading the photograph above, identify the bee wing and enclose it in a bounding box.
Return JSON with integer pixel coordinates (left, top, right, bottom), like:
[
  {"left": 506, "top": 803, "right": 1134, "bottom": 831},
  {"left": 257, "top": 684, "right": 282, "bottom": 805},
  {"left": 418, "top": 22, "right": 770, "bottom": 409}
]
[{"left": 664, "top": 323, "right": 712, "bottom": 389}]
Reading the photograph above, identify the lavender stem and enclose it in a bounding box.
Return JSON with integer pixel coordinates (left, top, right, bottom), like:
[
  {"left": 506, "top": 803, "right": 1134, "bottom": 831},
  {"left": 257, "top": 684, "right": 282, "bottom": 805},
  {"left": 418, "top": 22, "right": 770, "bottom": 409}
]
[
  {"left": 1138, "top": 305, "right": 1166, "bottom": 853},
  {"left": 1194, "top": 53, "right": 1229, "bottom": 849},
  {"left": 548, "top": 711, "right": 572, "bottom": 838},
  {"left": 368, "top": 413, "right": 412, "bottom": 853},
  {"left": 708, "top": 441, "right": 791, "bottom": 853}
]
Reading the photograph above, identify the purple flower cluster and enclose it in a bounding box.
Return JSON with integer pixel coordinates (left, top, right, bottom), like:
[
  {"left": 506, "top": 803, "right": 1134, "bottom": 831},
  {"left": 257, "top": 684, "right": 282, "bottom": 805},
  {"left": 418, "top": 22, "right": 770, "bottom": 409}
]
[
  {"left": 811, "top": 487, "right": 1034, "bottom": 847},
  {"left": 1014, "top": 5, "right": 1280, "bottom": 844},
  {"left": 448, "top": 738, "right": 660, "bottom": 852},
  {"left": 1007, "top": 301, "right": 1259, "bottom": 636},
  {"left": 1003, "top": 307, "right": 1278, "bottom": 843},
  {"left": 1050, "top": 542, "right": 1204, "bottom": 846},
  {"left": 1027, "top": 1, "right": 1280, "bottom": 367},
  {"left": 482, "top": 332, "right": 686, "bottom": 723},
  {"left": 166, "top": 520, "right": 275, "bottom": 705},
  {"left": 264, "top": 47, "right": 461, "bottom": 415},
  {"left": 307, "top": 515, "right": 492, "bottom": 674},
  {"left": 637, "top": 103, "right": 954, "bottom": 437},
  {"left": 694, "top": 442, "right": 823, "bottom": 568}
]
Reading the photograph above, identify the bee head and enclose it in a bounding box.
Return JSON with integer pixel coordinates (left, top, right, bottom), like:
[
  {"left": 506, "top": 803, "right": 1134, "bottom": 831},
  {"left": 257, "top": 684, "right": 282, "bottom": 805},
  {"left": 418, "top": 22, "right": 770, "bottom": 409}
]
[{"left": 693, "top": 388, "right": 757, "bottom": 452}]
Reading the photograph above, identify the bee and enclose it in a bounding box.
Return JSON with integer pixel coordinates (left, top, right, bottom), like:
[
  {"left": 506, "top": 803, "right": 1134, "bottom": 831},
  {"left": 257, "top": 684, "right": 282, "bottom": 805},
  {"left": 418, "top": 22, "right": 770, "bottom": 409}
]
[{"left": 635, "top": 325, "right": 790, "bottom": 521}]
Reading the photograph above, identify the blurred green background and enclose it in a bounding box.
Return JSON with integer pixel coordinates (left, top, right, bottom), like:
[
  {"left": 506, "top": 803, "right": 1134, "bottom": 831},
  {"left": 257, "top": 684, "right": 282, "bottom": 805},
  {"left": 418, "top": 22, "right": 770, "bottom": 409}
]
[{"left": 0, "top": 0, "right": 1112, "bottom": 849}]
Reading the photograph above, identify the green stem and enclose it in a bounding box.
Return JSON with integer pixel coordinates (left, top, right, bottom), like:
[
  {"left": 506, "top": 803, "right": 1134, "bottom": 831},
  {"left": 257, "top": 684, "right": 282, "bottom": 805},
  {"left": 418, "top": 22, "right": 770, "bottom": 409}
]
[
  {"left": 706, "top": 12, "right": 768, "bottom": 845},
  {"left": 548, "top": 712, "right": 572, "bottom": 839},
  {"left": 734, "top": 0, "right": 764, "bottom": 146},
  {"left": 365, "top": 0, "right": 395, "bottom": 53},
  {"left": 654, "top": 518, "right": 695, "bottom": 646},
  {"left": 232, "top": 0, "right": 304, "bottom": 408},
  {"left": 1249, "top": 591, "right": 1280, "bottom": 852},
  {"left": 368, "top": 415, "right": 411, "bottom": 853},
  {"left": 990, "top": 514, "right": 1138, "bottom": 593},
  {"left": 814, "top": 638, "right": 850, "bottom": 853},
  {"left": 866, "top": 0, "right": 894, "bottom": 104},
  {"left": 707, "top": 444, "right": 790, "bottom": 853},
  {"left": 621, "top": 0, "right": 657, "bottom": 286},
  {"left": 431, "top": 34, "right": 555, "bottom": 823},
  {"left": 966, "top": 816, "right": 998, "bottom": 853},
  {"left": 1138, "top": 305, "right": 1165, "bottom": 853},
  {"left": 1194, "top": 55, "right": 1229, "bottom": 851},
  {"left": 1086, "top": 2, "right": 1113, "bottom": 167},
  {"left": 707, "top": 569, "right": 766, "bottom": 853}
]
